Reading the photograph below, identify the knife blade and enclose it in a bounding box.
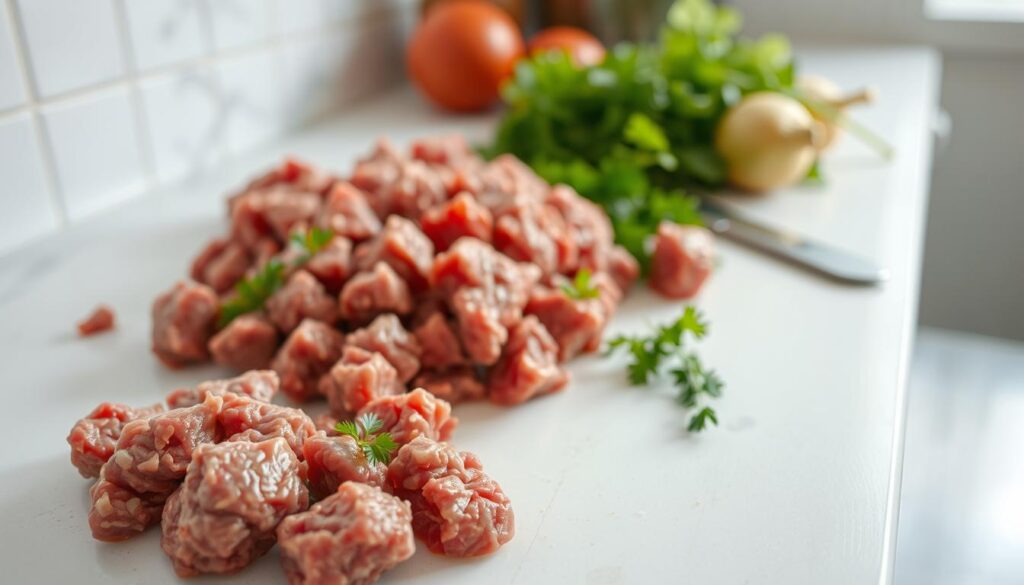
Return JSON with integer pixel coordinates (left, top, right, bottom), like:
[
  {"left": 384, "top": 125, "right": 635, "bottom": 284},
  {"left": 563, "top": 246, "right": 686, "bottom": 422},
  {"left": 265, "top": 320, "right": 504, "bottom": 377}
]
[{"left": 699, "top": 201, "right": 888, "bottom": 286}]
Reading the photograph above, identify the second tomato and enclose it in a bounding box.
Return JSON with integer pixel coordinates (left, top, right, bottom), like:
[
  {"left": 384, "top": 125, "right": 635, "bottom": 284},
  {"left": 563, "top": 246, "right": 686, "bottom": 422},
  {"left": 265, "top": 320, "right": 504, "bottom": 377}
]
[
  {"left": 528, "top": 26, "right": 605, "bottom": 68},
  {"left": 408, "top": 0, "right": 525, "bottom": 112}
]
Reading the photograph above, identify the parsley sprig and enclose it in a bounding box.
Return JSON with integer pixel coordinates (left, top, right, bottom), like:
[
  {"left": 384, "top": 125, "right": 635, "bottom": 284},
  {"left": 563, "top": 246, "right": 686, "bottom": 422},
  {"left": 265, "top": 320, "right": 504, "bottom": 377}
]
[
  {"left": 335, "top": 413, "right": 399, "bottom": 466},
  {"left": 216, "top": 227, "right": 334, "bottom": 328},
  {"left": 607, "top": 307, "right": 724, "bottom": 431},
  {"left": 561, "top": 268, "right": 600, "bottom": 300}
]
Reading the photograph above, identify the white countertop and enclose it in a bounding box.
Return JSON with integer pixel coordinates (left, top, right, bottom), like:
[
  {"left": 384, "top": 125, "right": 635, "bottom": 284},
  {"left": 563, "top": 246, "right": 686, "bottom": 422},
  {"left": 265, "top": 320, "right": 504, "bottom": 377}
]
[{"left": 0, "top": 46, "right": 940, "bottom": 585}]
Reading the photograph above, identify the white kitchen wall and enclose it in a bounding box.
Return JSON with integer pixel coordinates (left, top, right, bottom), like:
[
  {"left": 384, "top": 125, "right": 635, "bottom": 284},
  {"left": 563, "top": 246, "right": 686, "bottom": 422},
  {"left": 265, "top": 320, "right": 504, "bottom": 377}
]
[
  {"left": 0, "top": 0, "right": 417, "bottom": 256},
  {"left": 729, "top": 0, "right": 1024, "bottom": 341}
]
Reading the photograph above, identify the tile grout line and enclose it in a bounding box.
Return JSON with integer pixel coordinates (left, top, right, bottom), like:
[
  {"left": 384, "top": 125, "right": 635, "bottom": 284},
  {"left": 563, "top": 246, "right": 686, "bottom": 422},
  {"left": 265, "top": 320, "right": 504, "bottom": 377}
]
[
  {"left": 110, "top": 0, "right": 157, "bottom": 192},
  {"left": 4, "top": 0, "right": 67, "bottom": 228}
]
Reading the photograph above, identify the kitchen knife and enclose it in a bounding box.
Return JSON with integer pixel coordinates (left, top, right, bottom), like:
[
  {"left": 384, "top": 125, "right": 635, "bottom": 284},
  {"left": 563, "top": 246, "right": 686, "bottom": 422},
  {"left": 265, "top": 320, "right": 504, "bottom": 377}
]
[{"left": 699, "top": 201, "right": 888, "bottom": 286}]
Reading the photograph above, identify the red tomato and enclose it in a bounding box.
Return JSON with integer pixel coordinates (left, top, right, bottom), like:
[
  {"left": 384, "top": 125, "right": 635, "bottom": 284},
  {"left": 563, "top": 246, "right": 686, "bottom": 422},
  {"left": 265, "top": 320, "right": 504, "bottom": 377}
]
[
  {"left": 408, "top": 0, "right": 525, "bottom": 112},
  {"left": 528, "top": 26, "right": 605, "bottom": 68}
]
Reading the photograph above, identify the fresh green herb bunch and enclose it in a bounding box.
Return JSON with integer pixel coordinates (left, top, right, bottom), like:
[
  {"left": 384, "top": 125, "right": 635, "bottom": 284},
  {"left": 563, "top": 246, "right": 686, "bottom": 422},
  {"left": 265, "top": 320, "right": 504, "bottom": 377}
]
[
  {"left": 488, "top": 0, "right": 795, "bottom": 266},
  {"left": 607, "top": 306, "right": 724, "bottom": 431},
  {"left": 335, "top": 413, "right": 399, "bottom": 466}
]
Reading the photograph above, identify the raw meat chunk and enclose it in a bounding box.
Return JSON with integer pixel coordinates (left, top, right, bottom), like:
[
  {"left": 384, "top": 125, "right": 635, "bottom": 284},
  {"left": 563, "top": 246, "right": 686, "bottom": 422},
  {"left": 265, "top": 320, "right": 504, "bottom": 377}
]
[
  {"left": 489, "top": 316, "right": 569, "bottom": 405},
  {"left": 319, "top": 346, "right": 403, "bottom": 416},
  {"left": 313, "top": 413, "right": 341, "bottom": 436},
  {"left": 377, "top": 160, "right": 448, "bottom": 220},
  {"left": 525, "top": 272, "right": 620, "bottom": 361},
  {"left": 218, "top": 393, "right": 318, "bottom": 459},
  {"left": 357, "top": 388, "right": 458, "bottom": 446},
  {"left": 473, "top": 154, "right": 548, "bottom": 208},
  {"left": 161, "top": 438, "right": 308, "bottom": 577},
  {"left": 305, "top": 236, "right": 354, "bottom": 294},
  {"left": 208, "top": 314, "right": 279, "bottom": 371},
  {"left": 353, "top": 216, "right": 435, "bottom": 291},
  {"left": 412, "top": 368, "right": 486, "bottom": 405},
  {"left": 339, "top": 262, "right": 413, "bottom": 322},
  {"left": 190, "top": 238, "right": 250, "bottom": 293},
  {"left": 99, "top": 393, "right": 223, "bottom": 497},
  {"left": 649, "top": 222, "right": 715, "bottom": 299},
  {"left": 88, "top": 478, "right": 166, "bottom": 542},
  {"left": 231, "top": 187, "right": 321, "bottom": 249},
  {"left": 413, "top": 312, "right": 467, "bottom": 370},
  {"left": 77, "top": 305, "right": 115, "bottom": 337},
  {"left": 410, "top": 134, "right": 474, "bottom": 166},
  {"left": 68, "top": 402, "right": 164, "bottom": 478},
  {"left": 419, "top": 192, "right": 493, "bottom": 252},
  {"left": 493, "top": 199, "right": 577, "bottom": 276},
  {"left": 387, "top": 436, "right": 514, "bottom": 557},
  {"left": 151, "top": 281, "right": 219, "bottom": 367},
  {"left": 350, "top": 139, "right": 402, "bottom": 196},
  {"left": 607, "top": 244, "right": 640, "bottom": 294},
  {"left": 230, "top": 158, "right": 335, "bottom": 211},
  {"left": 545, "top": 184, "right": 614, "bottom": 272},
  {"left": 266, "top": 270, "right": 338, "bottom": 334},
  {"left": 272, "top": 318, "right": 345, "bottom": 402},
  {"left": 166, "top": 370, "right": 279, "bottom": 409},
  {"left": 316, "top": 182, "right": 382, "bottom": 243},
  {"left": 450, "top": 287, "right": 506, "bottom": 365},
  {"left": 277, "top": 482, "right": 414, "bottom": 585},
  {"left": 345, "top": 314, "right": 422, "bottom": 383},
  {"left": 303, "top": 433, "right": 387, "bottom": 500}
]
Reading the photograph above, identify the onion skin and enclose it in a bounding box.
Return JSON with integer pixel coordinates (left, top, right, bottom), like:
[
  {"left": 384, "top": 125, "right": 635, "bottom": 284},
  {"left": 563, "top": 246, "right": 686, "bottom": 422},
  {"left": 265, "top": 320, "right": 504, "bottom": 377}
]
[{"left": 714, "top": 92, "right": 825, "bottom": 193}]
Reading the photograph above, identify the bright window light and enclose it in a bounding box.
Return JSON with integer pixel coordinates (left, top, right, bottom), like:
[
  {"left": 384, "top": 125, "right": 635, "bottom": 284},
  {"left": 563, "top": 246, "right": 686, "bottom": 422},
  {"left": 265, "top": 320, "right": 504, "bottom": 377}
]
[{"left": 925, "top": 0, "right": 1024, "bottom": 22}]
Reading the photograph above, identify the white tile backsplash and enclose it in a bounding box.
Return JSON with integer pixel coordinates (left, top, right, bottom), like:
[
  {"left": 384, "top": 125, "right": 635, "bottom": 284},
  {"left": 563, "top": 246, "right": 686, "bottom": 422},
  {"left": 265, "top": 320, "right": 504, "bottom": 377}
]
[
  {"left": 0, "top": 113, "right": 58, "bottom": 251},
  {"left": 123, "top": 0, "right": 208, "bottom": 72},
  {"left": 139, "top": 66, "right": 224, "bottom": 183},
  {"left": 216, "top": 48, "right": 285, "bottom": 154},
  {"left": 204, "top": 0, "right": 272, "bottom": 52},
  {"left": 0, "top": 0, "right": 413, "bottom": 254},
  {"left": 41, "top": 87, "right": 147, "bottom": 221},
  {"left": 15, "top": 0, "right": 126, "bottom": 98},
  {"left": 0, "top": 5, "right": 27, "bottom": 111}
]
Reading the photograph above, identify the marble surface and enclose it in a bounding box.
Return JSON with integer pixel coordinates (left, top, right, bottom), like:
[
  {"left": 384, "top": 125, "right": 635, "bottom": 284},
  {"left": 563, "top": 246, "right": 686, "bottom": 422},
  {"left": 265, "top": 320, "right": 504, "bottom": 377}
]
[{"left": 0, "top": 46, "right": 939, "bottom": 584}]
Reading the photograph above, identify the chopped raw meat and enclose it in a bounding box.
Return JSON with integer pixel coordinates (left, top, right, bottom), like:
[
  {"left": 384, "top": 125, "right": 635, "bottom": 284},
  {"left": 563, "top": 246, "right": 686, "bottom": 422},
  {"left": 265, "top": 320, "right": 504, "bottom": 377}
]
[
  {"left": 230, "top": 157, "right": 335, "bottom": 211},
  {"left": 265, "top": 270, "right": 338, "bottom": 334},
  {"left": 525, "top": 272, "right": 620, "bottom": 361},
  {"left": 190, "top": 238, "right": 250, "bottom": 293},
  {"left": 98, "top": 393, "right": 223, "bottom": 498},
  {"left": 649, "top": 221, "right": 715, "bottom": 299},
  {"left": 272, "top": 318, "right": 346, "bottom": 402},
  {"left": 546, "top": 184, "right": 614, "bottom": 273},
  {"left": 350, "top": 138, "right": 403, "bottom": 197},
  {"left": 77, "top": 305, "right": 116, "bottom": 337},
  {"left": 277, "top": 482, "right": 414, "bottom": 585},
  {"left": 387, "top": 436, "right": 514, "bottom": 557},
  {"left": 473, "top": 154, "right": 548, "bottom": 209},
  {"left": 379, "top": 160, "right": 448, "bottom": 220},
  {"left": 410, "top": 134, "right": 474, "bottom": 166},
  {"left": 231, "top": 187, "right": 322, "bottom": 249},
  {"left": 88, "top": 478, "right": 166, "bottom": 542},
  {"left": 151, "top": 281, "right": 219, "bottom": 368},
  {"left": 353, "top": 216, "right": 435, "bottom": 291},
  {"left": 160, "top": 438, "right": 308, "bottom": 577},
  {"left": 313, "top": 413, "right": 341, "bottom": 436},
  {"left": 166, "top": 370, "right": 279, "bottom": 409},
  {"left": 319, "top": 346, "right": 404, "bottom": 415},
  {"left": 208, "top": 314, "right": 278, "bottom": 371},
  {"left": 413, "top": 312, "right": 467, "bottom": 369},
  {"left": 302, "top": 433, "right": 387, "bottom": 500},
  {"left": 315, "top": 182, "right": 382, "bottom": 243},
  {"left": 338, "top": 262, "right": 413, "bottom": 322},
  {"left": 412, "top": 368, "right": 487, "bottom": 405},
  {"left": 304, "top": 236, "right": 353, "bottom": 294},
  {"left": 345, "top": 314, "right": 422, "bottom": 383},
  {"left": 68, "top": 402, "right": 164, "bottom": 478},
  {"left": 493, "top": 198, "right": 577, "bottom": 276},
  {"left": 357, "top": 388, "right": 458, "bottom": 446},
  {"left": 449, "top": 287, "right": 506, "bottom": 365},
  {"left": 489, "top": 316, "right": 569, "bottom": 405},
  {"left": 607, "top": 244, "right": 640, "bottom": 294},
  {"left": 420, "top": 191, "right": 493, "bottom": 251},
  {"left": 218, "top": 393, "right": 318, "bottom": 459}
]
